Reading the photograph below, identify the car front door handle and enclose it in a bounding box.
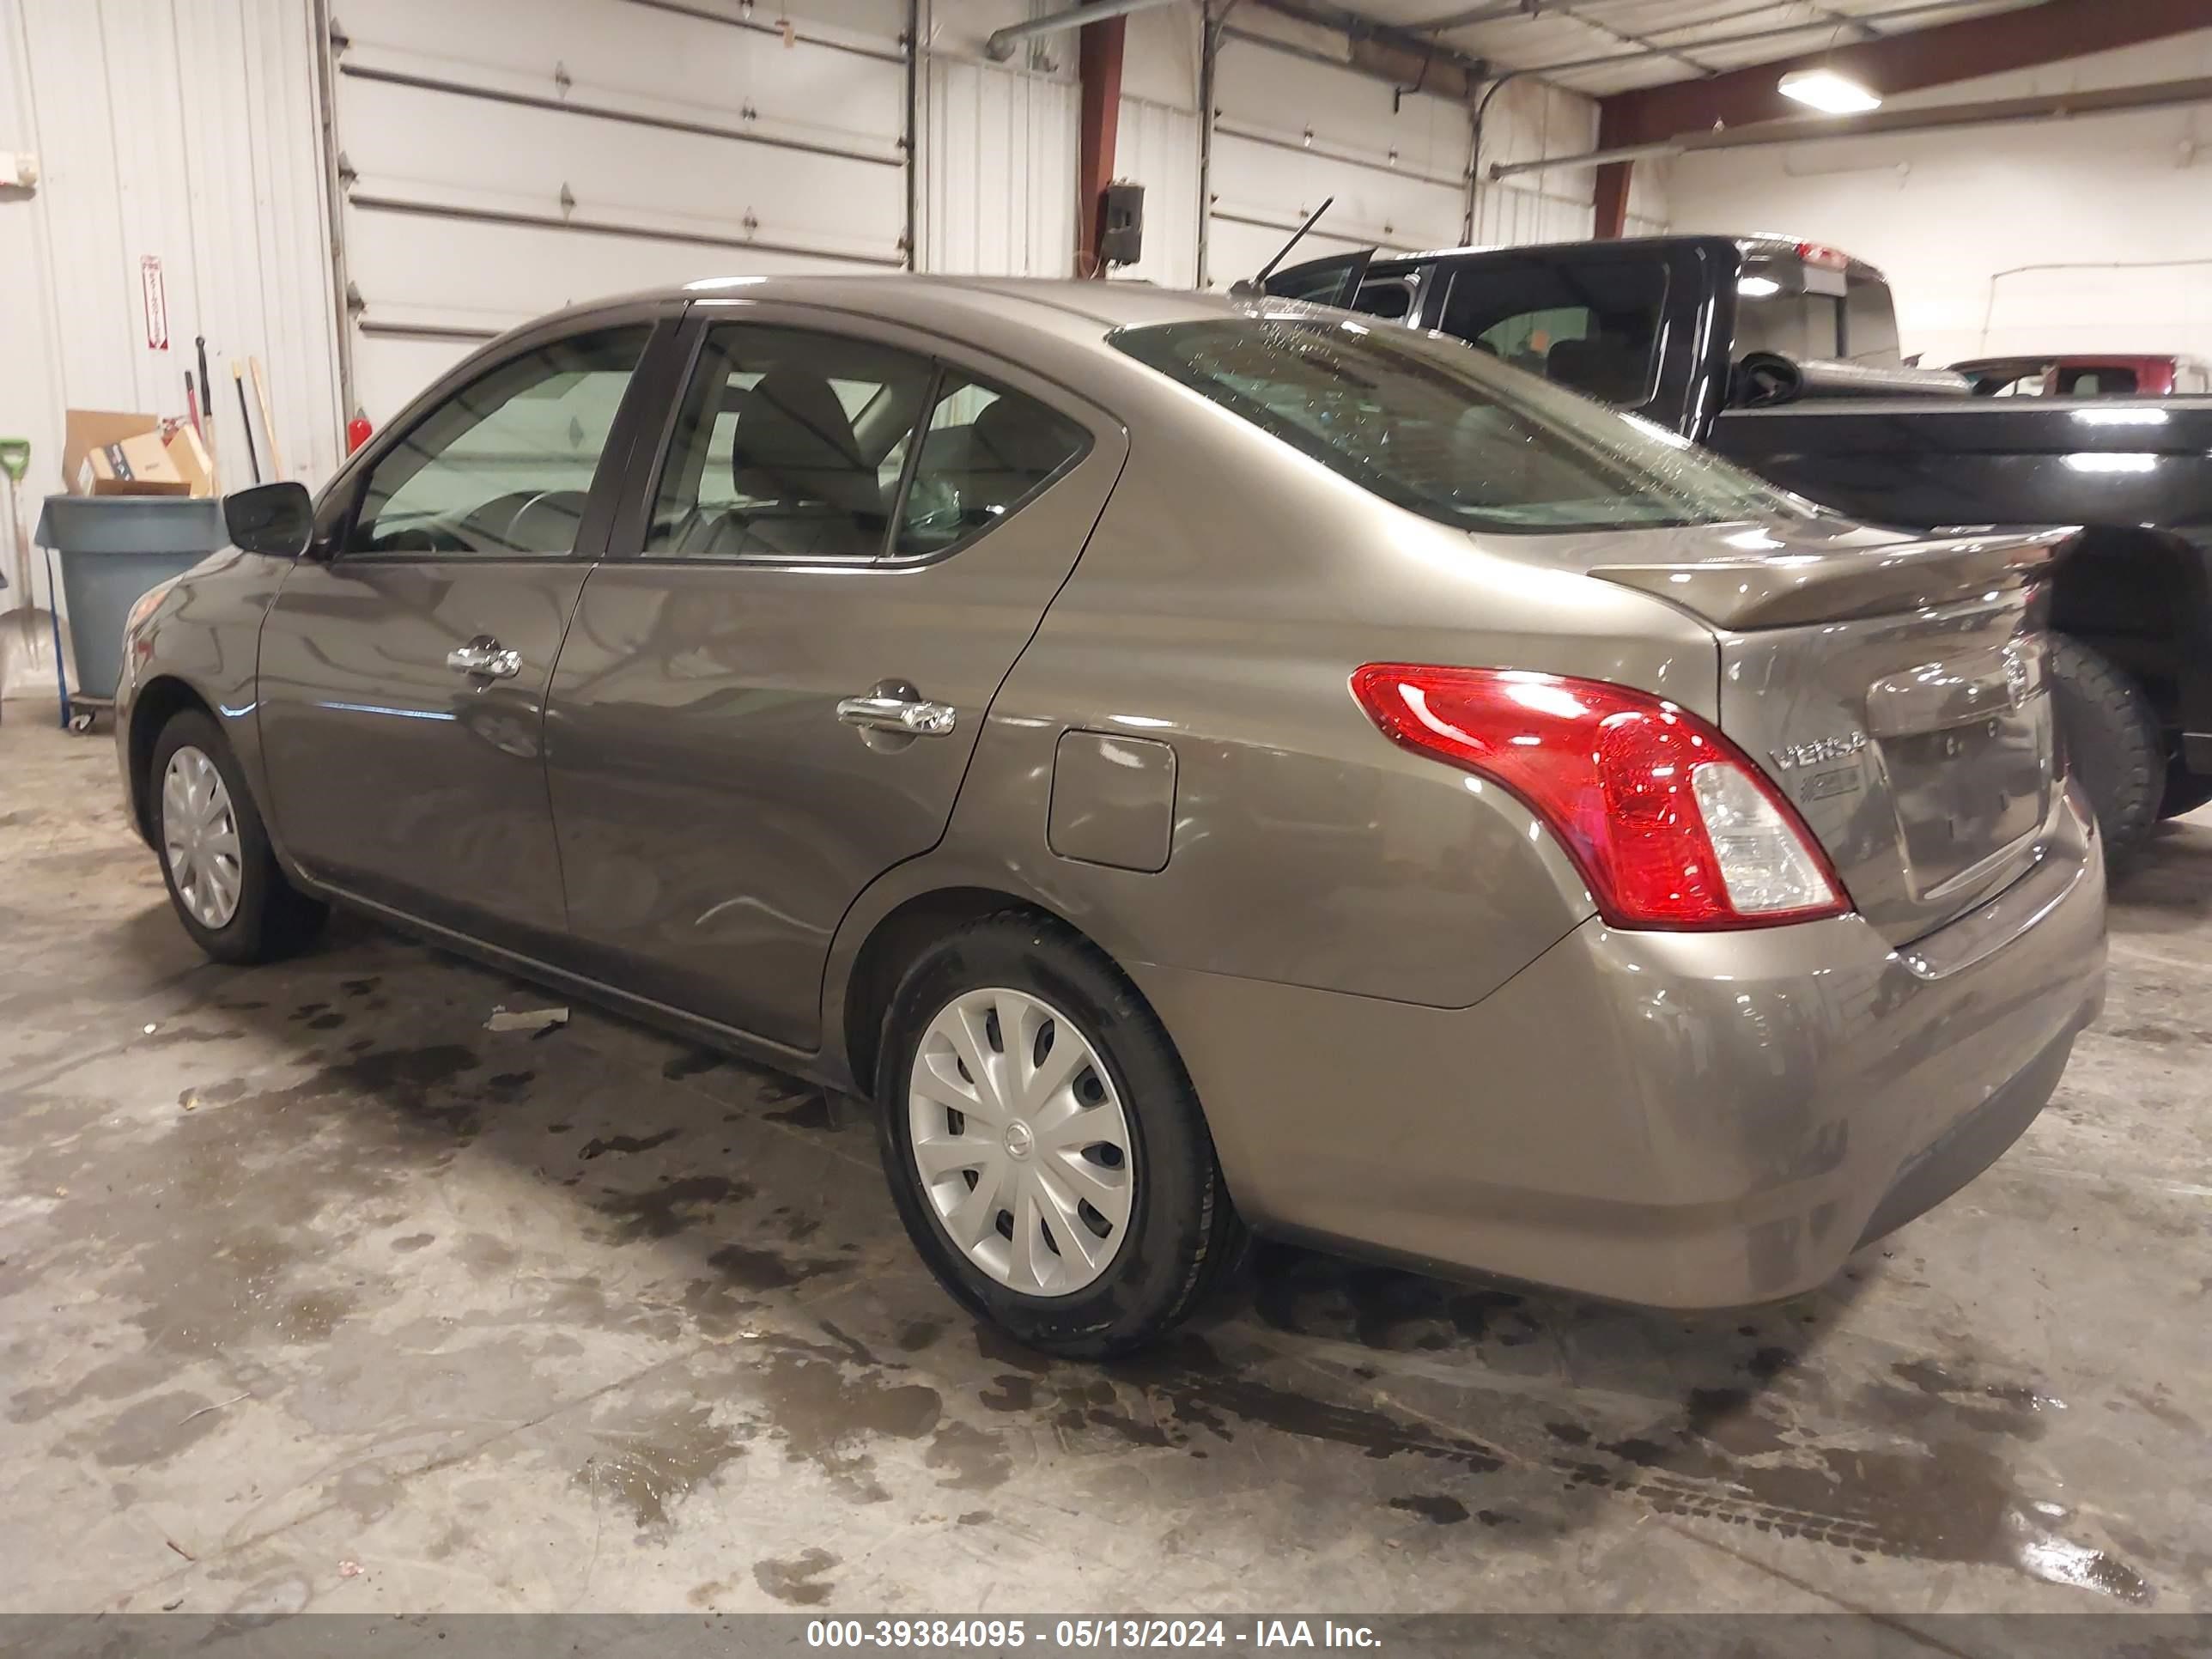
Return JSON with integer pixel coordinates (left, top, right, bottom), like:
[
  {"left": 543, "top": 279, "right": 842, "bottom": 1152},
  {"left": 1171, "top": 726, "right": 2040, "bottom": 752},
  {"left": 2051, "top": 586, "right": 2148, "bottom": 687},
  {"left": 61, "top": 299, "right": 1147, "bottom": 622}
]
[
  {"left": 447, "top": 638, "right": 522, "bottom": 680},
  {"left": 836, "top": 693, "right": 957, "bottom": 738}
]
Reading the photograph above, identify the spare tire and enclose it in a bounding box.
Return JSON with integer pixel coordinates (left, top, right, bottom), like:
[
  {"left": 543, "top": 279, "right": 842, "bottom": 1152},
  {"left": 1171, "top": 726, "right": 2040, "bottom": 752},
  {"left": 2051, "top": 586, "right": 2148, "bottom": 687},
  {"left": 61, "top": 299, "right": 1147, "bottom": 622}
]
[{"left": 2048, "top": 635, "right": 2162, "bottom": 872}]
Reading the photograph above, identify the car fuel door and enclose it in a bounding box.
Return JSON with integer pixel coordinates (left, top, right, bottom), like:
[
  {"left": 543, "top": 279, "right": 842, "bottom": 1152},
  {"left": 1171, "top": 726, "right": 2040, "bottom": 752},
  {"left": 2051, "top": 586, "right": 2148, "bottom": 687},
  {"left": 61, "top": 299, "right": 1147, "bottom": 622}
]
[{"left": 542, "top": 308, "right": 1127, "bottom": 1052}]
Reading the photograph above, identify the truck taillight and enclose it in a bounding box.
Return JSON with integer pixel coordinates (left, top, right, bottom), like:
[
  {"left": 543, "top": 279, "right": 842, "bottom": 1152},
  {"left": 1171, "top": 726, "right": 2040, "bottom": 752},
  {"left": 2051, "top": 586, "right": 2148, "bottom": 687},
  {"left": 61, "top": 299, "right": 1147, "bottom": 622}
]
[
  {"left": 1350, "top": 665, "right": 1850, "bottom": 930},
  {"left": 1795, "top": 240, "right": 1850, "bottom": 271}
]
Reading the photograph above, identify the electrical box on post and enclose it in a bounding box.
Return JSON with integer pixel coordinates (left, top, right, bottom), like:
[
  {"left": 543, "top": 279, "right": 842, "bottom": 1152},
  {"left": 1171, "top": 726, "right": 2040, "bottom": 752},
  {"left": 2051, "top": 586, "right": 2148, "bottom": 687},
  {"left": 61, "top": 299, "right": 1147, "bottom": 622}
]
[{"left": 1099, "top": 180, "right": 1144, "bottom": 268}]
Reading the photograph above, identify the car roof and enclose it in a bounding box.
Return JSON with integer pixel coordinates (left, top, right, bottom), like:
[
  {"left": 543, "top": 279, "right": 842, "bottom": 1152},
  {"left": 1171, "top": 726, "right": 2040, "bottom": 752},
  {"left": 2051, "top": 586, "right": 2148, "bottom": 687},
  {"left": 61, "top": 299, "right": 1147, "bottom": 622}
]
[
  {"left": 356, "top": 275, "right": 1334, "bottom": 468},
  {"left": 1357, "top": 231, "right": 1886, "bottom": 282},
  {"left": 574, "top": 272, "right": 1240, "bottom": 341}
]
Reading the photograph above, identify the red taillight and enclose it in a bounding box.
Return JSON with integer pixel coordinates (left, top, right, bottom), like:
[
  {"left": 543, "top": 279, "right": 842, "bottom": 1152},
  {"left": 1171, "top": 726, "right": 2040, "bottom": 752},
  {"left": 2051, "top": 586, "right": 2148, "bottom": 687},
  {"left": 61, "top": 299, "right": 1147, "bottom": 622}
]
[{"left": 1349, "top": 664, "right": 1850, "bottom": 930}]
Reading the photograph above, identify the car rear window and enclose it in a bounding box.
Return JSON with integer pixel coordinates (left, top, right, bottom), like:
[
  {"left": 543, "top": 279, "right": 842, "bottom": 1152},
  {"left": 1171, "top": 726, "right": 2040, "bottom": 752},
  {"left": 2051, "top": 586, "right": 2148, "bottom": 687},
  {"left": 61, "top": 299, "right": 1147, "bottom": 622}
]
[
  {"left": 1110, "top": 312, "right": 1812, "bottom": 534},
  {"left": 1733, "top": 263, "right": 1902, "bottom": 367},
  {"left": 2055, "top": 366, "right": 2138, "bottom": 396}
]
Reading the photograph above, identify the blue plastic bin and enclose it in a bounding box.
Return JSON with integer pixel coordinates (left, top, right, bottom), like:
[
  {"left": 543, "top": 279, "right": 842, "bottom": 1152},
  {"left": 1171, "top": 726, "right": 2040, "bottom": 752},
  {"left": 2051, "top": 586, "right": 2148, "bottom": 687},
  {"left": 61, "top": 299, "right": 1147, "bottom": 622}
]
[{"left": 33, "top": 495, "right": 228, "bottom": 706}]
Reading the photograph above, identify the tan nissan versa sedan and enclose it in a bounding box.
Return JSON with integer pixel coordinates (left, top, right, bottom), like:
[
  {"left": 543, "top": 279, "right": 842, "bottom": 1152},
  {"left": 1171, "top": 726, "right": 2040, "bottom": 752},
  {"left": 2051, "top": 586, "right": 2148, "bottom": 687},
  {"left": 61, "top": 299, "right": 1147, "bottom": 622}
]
[{"left": 116, "top": 277, "right": 2106, "bottom": 1355}]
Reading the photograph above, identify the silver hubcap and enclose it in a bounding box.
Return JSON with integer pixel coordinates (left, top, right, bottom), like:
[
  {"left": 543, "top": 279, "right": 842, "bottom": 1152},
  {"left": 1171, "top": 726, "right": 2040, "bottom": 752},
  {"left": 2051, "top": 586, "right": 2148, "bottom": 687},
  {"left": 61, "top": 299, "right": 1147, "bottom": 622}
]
[
  {"left": 161, "top": 745, "right": 243, "bottom": 930},
  {"left": 908, "top": 987, "right": 1136, "bottom": 1298}
]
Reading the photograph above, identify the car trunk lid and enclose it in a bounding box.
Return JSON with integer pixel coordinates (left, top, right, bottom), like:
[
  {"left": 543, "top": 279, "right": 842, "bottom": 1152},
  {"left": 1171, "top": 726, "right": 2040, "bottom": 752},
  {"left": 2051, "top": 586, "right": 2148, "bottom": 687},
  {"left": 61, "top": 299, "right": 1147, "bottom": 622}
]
[{"left": 1589, "top": 525, "right": 2072, "bottom": 945}]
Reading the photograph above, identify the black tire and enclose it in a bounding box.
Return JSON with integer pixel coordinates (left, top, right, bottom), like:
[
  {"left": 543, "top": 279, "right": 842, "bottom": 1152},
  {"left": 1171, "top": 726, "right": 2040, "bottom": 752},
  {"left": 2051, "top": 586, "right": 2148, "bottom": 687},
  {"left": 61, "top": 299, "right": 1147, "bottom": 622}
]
[
  {"left": 2048, "top": 636, "right": 2162, "bottom": 872},
  {"left": 149, "top": 708, "right": 328, "bottom": 964},
  {"left": 874, "top": 911, "right": 1243, "bottom": 1358},
  {"left": 2157, "top": 762, "right": 2212, "bottom": 823}
]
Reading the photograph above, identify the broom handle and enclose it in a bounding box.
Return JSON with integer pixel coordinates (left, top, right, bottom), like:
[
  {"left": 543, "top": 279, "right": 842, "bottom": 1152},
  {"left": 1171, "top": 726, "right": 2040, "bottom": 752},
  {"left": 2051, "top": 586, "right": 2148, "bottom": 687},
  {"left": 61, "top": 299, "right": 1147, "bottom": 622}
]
[
  {"left": 249, "top": 356, "right": 285, "bottom": 482},
  {"left": 232, "top": 364, "right": 262, "bottom": 486}
]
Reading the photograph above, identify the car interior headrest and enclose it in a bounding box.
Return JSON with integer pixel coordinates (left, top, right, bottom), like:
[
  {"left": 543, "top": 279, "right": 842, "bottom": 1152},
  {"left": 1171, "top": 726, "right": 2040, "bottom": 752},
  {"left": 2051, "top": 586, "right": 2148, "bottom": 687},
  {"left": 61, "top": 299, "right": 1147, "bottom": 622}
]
[
  {"left": 731, "top": 368, "right": 874, "bottom": 510},
  {"left": 970, "top": 394, "right": 1071, "bottom": 479},
  {"left": 1545, "top": 336, "right": 1649, "bottom": 406}
]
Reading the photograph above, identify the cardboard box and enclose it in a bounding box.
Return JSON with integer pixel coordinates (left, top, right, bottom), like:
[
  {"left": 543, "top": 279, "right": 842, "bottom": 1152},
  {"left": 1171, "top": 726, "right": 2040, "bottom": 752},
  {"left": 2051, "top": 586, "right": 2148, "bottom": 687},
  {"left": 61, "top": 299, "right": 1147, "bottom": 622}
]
[
  {"left": 165, "top": 426, "right": 215, "bottom": 496},
  {"left": 79, "top": 431, "right": 190, "bottom": 496},
  {"left": 64, "top": 410, "right": 155, "bottom": 493},
  {"left": 62, "top": 409, "right": 210, "bottom": 496}
]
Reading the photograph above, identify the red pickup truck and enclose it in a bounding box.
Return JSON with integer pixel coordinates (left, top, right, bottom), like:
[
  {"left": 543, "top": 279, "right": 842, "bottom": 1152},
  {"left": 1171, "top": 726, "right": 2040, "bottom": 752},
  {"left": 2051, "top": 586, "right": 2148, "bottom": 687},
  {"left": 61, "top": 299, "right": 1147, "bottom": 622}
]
[{"left": 1953, "top": 354, "right": 2212, "bottom": 398}]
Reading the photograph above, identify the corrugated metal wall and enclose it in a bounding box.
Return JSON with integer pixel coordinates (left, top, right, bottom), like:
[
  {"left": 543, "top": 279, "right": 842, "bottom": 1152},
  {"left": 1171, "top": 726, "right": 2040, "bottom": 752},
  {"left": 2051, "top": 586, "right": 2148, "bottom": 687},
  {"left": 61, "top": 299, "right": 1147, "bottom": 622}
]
[
  {"left": 0, "top": 0, "right": 343, "bottom": 536},
  {"left": 1625, "top": 155, "right": 1669, "bottom": 239},
  {"left": 1114, "top": 94, "right": 1200, "bottom": 288},
  {"left": 920, "top": 53, "right": 1078, "bottom": 278},
  {"left": 1471, "top": 78, "right": 1603, "bottom": 247}
]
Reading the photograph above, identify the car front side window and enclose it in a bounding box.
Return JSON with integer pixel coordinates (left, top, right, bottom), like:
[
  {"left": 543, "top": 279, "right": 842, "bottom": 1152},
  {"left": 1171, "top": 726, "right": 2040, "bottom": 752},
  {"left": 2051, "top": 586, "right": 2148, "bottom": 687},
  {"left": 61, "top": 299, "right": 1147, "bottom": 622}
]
[{"left": 348, "top": 325, "right": 651, "bottom": 556}]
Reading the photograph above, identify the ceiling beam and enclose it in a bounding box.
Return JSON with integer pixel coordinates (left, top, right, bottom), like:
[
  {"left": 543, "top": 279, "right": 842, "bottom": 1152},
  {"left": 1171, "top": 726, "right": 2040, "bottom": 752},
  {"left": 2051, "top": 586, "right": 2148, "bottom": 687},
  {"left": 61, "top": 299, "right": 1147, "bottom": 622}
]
[
  {"left": 1492, "top": 0, "right": 2007, "bottom": 82},
  {"left": 1248, "top": 0, "right": 1493, "bottom": 93},
  {"left": 1512, "top": 74, "right": 2212, "bottom": 177},
  {"left": 1585, "top": 0, "right": 2210, "bottom": 241},
  {"left": 1808, "top": 3, "right": 1887, "bottom": 40},
  {"left": 1557, "top": 4, "right": 1719, "bottom": 77},
  {"left": 1600, "top": 0, "right": 2212, "bottom": 146}
]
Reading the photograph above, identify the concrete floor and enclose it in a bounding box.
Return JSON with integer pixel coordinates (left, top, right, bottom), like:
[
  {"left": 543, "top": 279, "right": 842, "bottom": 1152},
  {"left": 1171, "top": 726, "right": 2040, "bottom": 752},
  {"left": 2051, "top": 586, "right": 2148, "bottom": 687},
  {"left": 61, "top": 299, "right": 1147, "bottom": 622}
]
[{"left": 2, "top": 716, "right": 2209, "bottom": 1620}]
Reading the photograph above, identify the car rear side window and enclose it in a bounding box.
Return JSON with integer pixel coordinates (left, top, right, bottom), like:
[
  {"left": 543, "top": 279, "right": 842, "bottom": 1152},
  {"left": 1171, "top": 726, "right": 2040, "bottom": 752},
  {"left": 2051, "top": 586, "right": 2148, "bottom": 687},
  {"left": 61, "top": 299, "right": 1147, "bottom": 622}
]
[
  {"left": 1112, "top": 313, "right": 1809, "bottom": 534},
  {"left": 894, "top": 376, "right": 1090, "bottom": 560},
  {"left": 349, "top": 325, "right": 650, "bottom": 556},
  {"left": 647, "top": 325, "right": 937, "bottom": 561}
]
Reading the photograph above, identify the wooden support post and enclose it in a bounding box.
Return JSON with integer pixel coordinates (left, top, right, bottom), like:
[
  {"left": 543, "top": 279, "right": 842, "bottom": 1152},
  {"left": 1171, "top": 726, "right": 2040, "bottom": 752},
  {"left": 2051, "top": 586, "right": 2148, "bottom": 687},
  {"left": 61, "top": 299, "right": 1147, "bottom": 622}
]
[
  {"left": 1077, "top": 16, "right": 1128, "bottom": 277},
  {"left": 1593, "top": 161, "right": 1632, "bottom": 240}
]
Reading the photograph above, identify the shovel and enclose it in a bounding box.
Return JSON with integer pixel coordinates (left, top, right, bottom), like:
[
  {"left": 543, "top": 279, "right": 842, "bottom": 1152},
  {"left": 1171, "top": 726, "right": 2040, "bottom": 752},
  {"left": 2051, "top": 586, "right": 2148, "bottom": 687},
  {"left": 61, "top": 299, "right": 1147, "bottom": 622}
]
[{"left": 0, "top": 437, "right": 57, "bottom": 720}]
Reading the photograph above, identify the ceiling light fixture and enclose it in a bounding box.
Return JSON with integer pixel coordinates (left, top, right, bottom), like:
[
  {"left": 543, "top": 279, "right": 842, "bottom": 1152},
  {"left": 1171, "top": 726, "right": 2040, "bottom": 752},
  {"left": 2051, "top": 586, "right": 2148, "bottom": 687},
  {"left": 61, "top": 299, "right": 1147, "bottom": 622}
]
[{"left": 1778, "top": 67, "right": 1882, "bottom": 114}]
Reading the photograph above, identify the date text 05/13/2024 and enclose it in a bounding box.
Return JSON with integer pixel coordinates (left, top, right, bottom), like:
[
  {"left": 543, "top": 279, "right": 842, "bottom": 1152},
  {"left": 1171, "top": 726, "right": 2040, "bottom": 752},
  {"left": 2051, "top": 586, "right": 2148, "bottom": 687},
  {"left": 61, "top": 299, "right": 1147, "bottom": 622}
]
[{"left": 805, "top": 1620, "right": 1383, "bottom": 1649}]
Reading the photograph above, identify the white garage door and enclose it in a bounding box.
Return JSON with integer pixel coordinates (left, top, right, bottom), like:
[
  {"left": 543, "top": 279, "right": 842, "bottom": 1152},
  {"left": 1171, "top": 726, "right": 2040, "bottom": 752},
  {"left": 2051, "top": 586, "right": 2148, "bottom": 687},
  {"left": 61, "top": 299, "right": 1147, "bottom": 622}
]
[
  {"left": 329, "top": 0, "right": 911, "bottom": 422},
  {"left": 1205, "top": 31, "right": 1470, "bottom": 289}
]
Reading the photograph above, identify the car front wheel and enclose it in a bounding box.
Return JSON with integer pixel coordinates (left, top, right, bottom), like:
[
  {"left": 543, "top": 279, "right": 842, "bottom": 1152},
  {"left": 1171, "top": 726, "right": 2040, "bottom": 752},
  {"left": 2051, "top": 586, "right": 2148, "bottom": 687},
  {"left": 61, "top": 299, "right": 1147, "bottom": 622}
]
[
  {"left": 150, "top": 708, "right": 328, "bottom": 964},
  {"left": 875, "top": 913, "right": 1242, "bottom": 1357}
]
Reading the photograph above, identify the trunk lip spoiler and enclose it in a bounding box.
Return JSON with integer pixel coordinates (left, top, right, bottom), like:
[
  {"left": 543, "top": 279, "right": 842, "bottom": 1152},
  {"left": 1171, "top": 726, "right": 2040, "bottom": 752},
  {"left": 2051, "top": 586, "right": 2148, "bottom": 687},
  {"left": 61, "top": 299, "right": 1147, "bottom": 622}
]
[{"left": 1589, "top": 526, "right": 2076, "bottom": 630}]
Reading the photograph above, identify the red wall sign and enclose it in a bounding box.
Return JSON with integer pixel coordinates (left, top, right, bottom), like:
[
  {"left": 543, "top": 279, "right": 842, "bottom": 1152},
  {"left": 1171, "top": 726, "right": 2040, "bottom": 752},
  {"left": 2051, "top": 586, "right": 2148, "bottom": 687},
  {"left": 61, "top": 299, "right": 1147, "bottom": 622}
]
[{"left": 141, "top": 255, "right": 169, "bottom": 350}]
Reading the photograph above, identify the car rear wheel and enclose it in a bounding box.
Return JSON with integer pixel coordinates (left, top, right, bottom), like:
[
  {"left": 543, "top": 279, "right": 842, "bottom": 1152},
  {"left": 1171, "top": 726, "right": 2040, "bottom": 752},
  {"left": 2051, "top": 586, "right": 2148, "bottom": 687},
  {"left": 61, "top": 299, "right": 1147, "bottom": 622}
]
[
  {"left": 2048, "top": 636, "right": 2162, "bottom": 872},
  {"left": 874, "top": 912, "right": 1242, "bottom": 1357},
  {"left": 151, "top": 709, "right": 328, "bottom": 964}
]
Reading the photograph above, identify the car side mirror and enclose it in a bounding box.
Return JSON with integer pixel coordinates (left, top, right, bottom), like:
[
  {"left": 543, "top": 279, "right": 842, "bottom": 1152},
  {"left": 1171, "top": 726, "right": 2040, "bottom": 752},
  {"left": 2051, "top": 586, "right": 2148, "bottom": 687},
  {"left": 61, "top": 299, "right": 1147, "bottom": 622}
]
[{"left": 225, "top": 481, "right": 315, "bottom": 558}]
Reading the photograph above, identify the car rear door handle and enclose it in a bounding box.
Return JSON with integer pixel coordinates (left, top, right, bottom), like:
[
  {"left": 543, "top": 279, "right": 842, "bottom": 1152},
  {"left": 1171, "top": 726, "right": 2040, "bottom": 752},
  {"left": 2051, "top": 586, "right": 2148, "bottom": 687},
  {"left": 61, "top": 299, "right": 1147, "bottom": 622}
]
[
  {"left": 447, "top": 638, "right": 522, "bottom": 680},
  {"left": 837, "top": 693, "right": 957, "bottom": 737}
]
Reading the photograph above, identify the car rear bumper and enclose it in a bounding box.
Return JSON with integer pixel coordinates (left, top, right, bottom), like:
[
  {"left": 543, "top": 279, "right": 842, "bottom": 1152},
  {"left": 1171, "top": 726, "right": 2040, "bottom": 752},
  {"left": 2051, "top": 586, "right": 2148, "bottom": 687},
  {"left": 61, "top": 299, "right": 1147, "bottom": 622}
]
[{"left": 1137, "top": 787, "right": 2106, "bottom": 1310}]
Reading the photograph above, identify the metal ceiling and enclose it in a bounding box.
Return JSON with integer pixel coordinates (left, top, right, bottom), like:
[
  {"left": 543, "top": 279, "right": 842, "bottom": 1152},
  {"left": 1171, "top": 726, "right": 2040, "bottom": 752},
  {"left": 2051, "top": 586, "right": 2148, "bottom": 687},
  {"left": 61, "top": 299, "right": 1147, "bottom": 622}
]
[{"left": 1318, "top": 0, "right": 2050, "bottom": 94}]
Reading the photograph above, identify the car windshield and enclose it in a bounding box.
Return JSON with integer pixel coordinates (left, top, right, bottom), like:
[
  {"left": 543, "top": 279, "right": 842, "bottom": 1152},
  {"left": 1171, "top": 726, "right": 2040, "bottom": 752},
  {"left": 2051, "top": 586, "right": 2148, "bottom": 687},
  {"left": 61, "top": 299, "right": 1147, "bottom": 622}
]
[{"left": 1111, "top": 311, "right": 1814, "bottom": 534}]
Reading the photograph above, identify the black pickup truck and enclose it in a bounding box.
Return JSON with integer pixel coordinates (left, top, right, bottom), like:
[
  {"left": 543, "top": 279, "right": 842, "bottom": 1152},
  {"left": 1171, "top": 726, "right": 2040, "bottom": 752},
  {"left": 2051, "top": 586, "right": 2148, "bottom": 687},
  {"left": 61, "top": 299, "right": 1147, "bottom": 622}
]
[{"left": 1267, "top": 234, "right": 2212, "bottom": 866}]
